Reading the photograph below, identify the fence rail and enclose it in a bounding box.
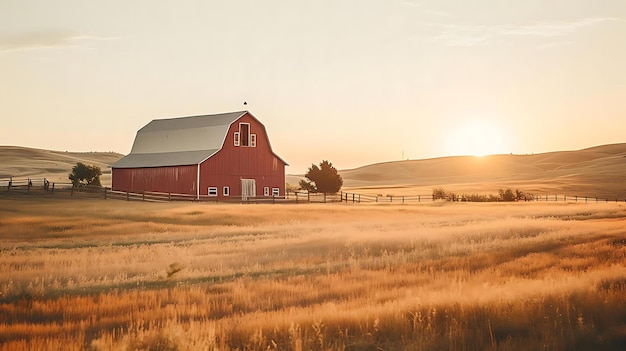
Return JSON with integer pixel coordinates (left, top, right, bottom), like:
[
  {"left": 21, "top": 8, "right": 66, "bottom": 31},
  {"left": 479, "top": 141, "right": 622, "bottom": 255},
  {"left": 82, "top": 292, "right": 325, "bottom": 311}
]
[
  {"left": 2, "top": 177, "right": 625, "bottom": 204},
  {"left": 340, "top": 192, "right": 435, "bottom": 203},
  {"left": 0, "top": 177, "right": 342, "bottom": 204},
  {"left": 105, "top": 189, "right": 342, "bottom": 204},
  {"left": 0, "top": 176, "right": 97, "bottom": 196},
  {"left": 339, "top": 192, "right": 626, "bottom": 204}
]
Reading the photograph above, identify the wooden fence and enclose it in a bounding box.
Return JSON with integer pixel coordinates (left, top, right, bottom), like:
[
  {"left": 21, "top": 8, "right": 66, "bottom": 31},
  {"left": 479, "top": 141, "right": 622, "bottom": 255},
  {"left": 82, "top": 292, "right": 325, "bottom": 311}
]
[
  {"left": 0, "top": 177, "right": 94, "bottom": 197},
  {"left": 2, "top": 177, "right": 625, "bottom": 204},
  {"left": 339, "top": 191, "right": 626, "bottom": 204},
  {"left": 340, "top": 192, "right": 435, "bottom": 203},
  {"left": 0, "top": 177, "right": 341, "bottom": 203},
  {"left": 104, "top": 189, "right": 342, "bottom": 204}
]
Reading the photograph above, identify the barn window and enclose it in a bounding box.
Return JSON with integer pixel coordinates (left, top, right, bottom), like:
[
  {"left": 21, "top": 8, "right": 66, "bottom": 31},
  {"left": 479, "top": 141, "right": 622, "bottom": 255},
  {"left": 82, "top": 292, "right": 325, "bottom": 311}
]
[
  {"left": 264, "top": 186, "right": 270, "bottom": 196},
  {"left": 208, "top": 187, "right": 218, "bottom": 196},
  {"left": 272, "top": 188, "right": 280, "bottom": 197},
  {"left": 234, "top": 132, "right": 240, "bottom": 146},
  {"left": 250, "top": 134, "right": 256, "bottom": 147},
  {"left": 223, "top": 186, "right": 230, "bottom": 196}
]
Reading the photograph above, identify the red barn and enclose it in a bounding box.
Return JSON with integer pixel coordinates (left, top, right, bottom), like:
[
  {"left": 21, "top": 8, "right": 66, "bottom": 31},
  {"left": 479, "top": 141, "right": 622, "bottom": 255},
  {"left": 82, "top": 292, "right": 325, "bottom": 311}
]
[{"left": 111, "top": 111, "right": 287, "bottom": 199}]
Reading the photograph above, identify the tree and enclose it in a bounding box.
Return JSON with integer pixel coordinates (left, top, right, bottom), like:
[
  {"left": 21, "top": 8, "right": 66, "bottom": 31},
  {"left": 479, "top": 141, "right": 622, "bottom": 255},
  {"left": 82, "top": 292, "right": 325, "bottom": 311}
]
[
  {"left": 498, "top": 188, "right": 516, "bottom": 202},
  {"left": 432, "top": 187, "right": 457, "bottom": 201},
  {"left": 300, "top": 160, "right": 343, "bottom": 194},
  {"left": 69, "top": 162, "right": 102, "bottom": 187},
  {"left": 432, "top": 187, "right": 447, "bottom": 200}
]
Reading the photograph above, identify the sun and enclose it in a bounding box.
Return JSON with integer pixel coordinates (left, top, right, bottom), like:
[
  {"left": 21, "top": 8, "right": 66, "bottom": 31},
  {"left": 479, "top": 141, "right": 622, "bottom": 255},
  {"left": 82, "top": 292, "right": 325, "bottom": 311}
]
[{"left": 444, "top": 120, "right": 510, "bottom": 157}]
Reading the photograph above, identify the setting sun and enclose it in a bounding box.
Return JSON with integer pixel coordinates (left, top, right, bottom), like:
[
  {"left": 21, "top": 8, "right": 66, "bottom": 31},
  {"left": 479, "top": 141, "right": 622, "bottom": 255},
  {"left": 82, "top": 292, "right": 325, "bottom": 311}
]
[{"left": 444, "top": 120, "right": 510, "bottom": 157}]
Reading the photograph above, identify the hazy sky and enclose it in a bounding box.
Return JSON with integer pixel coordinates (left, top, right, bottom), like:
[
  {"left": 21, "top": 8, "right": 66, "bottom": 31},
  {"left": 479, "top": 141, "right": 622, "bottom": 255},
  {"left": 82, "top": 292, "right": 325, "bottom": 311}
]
[{"left": 1, "top": 1, "right": 625, "bottom": 173}]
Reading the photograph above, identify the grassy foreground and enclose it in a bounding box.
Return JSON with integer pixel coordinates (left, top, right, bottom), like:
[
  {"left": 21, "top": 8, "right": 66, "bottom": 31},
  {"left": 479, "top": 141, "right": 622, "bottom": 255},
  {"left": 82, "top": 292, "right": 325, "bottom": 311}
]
[{"left": 0, "top": 197, "right": 625, "bottom": 350}]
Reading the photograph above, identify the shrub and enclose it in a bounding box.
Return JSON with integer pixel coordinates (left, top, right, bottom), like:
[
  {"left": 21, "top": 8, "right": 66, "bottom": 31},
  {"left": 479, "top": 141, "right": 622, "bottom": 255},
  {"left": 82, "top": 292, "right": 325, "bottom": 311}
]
[
  {"left": 499, "top": 188, "right": 516, "bottom": 202},
  {"left": 68, "top": 162, "right": 102, "bottom": 187},
  {"left": 432, "top": 188, "right": 447, "bottom": 200}
]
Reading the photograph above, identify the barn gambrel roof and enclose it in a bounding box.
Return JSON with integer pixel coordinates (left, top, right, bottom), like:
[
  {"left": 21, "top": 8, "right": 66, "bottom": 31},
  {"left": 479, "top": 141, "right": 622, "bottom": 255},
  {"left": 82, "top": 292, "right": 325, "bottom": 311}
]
[{"left": 112, "top": 111, "right": 287, "bottom": 168}]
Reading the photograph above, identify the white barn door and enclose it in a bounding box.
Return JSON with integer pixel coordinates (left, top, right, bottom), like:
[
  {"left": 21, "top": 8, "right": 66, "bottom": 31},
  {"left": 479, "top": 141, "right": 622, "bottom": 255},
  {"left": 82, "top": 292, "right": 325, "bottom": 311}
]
[{"left": 241, "top": 179, "right": 256, "bottom": 201}]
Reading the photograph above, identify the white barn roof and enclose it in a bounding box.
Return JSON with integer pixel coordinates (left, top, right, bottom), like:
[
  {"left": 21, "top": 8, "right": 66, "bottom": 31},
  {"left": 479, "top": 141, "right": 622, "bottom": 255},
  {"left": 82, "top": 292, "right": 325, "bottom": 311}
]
[{"left": 112, "top": 111, "right": 256, "bottom": 168}]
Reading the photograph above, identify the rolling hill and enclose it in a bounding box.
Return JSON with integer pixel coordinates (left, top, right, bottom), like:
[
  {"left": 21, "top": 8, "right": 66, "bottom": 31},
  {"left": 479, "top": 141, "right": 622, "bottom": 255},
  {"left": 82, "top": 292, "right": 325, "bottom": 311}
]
[
  {"left": 334, "top": 143, "right": 626, "bottom": 199},
  {"left": 2, "top": 144, "right": 625, "bottom": 199},
  {"left": 0, "top": 146, "right": 123, "bottom": 185}
]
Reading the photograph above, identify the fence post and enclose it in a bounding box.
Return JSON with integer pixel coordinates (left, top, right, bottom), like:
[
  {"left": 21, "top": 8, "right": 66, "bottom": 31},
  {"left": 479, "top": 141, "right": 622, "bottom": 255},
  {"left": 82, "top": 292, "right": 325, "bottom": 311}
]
[
  {"left": 52, "top": 183, "right": 55, "bottom": 193},
  {"left": 358, "top": 194, "right": 360, "bottom": 203},
  {"left": 418, "top": 195, "right": 420, "bottom": 202},
  {"left": 324, "top": 193, "right": 326, "bottom": 203},
  {"left": 126, "top": 192, "right": 129, "bottom": 201},
  {"left": 307, "top": 192, "right": 310, "bottom": 203},
  {"left": 402, "top": 196, "right": 405, "bottom": 204},
  {"left": 7, "top": 177, "right": 11, "bottom": 192},
  {"left": 104, "top": 188, "right": 108, "bottom": 200},
  {"left": 352, "top": 193, "right": 355, "bottom": 203},
  {"left": 71, "top": 185, "right": 74, "bottom": 196},
  {"left": 169, "top": 193, "right": 172, "bottom": 201}
]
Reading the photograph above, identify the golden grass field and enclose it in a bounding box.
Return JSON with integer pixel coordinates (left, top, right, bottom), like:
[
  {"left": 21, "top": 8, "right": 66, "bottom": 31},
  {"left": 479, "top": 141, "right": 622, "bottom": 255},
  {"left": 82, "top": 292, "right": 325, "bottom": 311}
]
[{"left": 0, "top": 197, "right": 625, "bottom": 350}]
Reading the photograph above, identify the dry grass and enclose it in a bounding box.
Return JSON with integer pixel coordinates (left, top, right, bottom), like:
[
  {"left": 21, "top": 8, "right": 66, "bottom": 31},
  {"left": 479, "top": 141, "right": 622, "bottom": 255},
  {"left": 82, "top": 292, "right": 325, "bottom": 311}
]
[{"left": 0, "top": 198, "right": 625, "bottom": 350}]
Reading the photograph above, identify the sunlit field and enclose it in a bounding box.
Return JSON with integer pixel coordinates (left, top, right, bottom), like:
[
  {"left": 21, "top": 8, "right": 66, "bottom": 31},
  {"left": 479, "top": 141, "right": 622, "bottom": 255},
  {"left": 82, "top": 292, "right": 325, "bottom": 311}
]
[{"left": 0, "top": 197, "right": 625, "bottom": 350}]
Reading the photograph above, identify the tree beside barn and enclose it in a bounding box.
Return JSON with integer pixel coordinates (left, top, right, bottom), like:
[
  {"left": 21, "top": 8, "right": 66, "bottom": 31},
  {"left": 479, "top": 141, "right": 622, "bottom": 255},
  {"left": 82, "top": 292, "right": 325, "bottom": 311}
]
[
  {"left": 300, "top": 160, "right": 343, "bottom": 194},
  {"left": 69, "top": 162, "right": 102, "bottom": 187}
]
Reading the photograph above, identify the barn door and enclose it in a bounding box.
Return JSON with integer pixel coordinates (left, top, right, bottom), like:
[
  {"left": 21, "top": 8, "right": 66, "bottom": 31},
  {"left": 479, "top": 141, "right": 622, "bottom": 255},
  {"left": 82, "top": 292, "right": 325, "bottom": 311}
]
[{"left": 241, "top": 179, "right": 256, "bottom": 201}]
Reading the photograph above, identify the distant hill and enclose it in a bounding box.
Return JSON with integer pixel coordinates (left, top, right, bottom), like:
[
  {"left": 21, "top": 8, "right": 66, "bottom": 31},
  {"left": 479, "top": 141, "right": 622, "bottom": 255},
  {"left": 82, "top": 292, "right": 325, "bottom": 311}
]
[
  {"left": 334, "top": 143, "right": 626, "bottom": 199},
  {"left": 0, "top": 146, "right": 123, "bottom": 185},
  {"left": 2, "top": 144, "right": 625, "bottom": 199}
]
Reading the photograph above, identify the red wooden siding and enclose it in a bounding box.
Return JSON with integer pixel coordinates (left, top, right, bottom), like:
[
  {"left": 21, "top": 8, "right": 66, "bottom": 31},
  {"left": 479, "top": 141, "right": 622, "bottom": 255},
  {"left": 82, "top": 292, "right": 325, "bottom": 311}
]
[
  {"left": 199, "top": 113, "right": 285, "bottom": 197},
  {"left": 112, "top": 165, "right": 197, "bottom": 194}
]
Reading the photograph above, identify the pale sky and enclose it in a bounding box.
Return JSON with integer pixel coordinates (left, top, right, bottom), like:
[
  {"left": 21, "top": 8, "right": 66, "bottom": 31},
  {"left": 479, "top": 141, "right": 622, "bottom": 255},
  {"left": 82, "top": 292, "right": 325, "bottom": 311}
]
[{"left": 1, "top": 1, "right": 625, "bottom": 174}]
